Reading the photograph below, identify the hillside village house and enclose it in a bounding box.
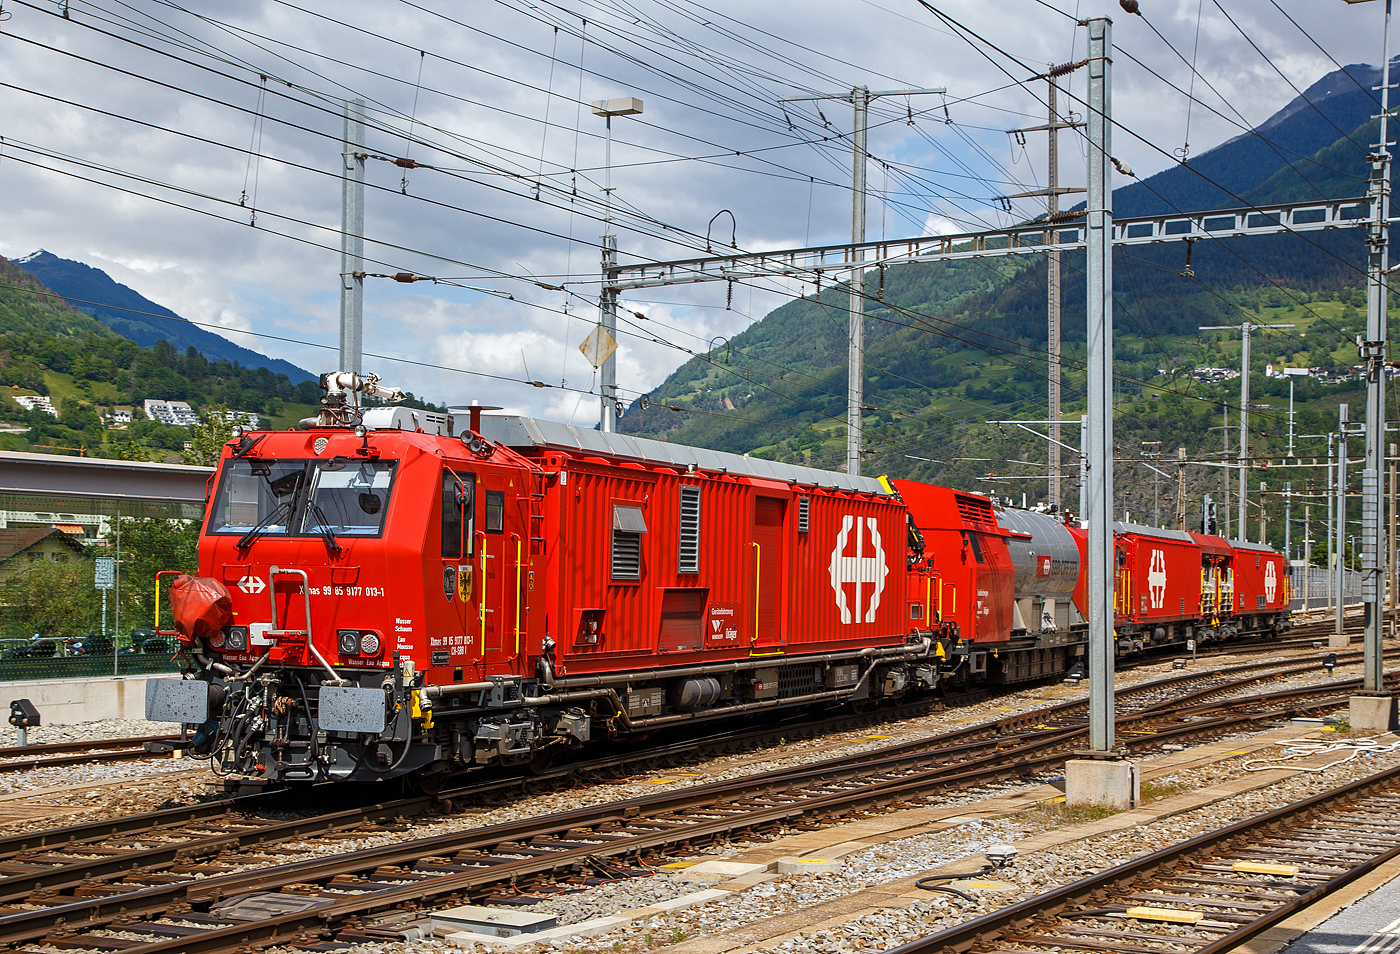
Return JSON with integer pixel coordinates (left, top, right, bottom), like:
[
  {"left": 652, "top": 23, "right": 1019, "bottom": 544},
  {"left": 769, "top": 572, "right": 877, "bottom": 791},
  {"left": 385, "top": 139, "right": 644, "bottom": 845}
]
[{"left": 0, "top": 528, "right": 88, "bottom": 583}]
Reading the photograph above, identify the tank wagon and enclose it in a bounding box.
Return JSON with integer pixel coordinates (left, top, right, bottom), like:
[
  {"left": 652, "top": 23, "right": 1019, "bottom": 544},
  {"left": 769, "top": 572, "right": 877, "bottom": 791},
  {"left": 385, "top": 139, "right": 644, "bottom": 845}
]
[{"left": 145, "top": 373, "right": 1290, "bottom": 786}]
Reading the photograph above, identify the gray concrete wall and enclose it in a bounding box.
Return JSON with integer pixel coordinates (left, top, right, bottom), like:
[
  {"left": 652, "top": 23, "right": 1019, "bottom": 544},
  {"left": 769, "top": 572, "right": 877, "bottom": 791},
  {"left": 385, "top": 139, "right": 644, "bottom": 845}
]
[{"left": 1, "top": 673, "right": 179, "bottom": 725}]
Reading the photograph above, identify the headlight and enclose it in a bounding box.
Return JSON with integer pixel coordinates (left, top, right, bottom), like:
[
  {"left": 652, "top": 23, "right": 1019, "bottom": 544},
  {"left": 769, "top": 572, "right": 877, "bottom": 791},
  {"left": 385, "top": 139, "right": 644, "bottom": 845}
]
[
  {"left": 359, "top": 632, "right": 381, "bottom": 655},
  {"left": 337, "top": 630, "right": 360, "bottom": 655},
  {"left": 225, "top": 627, "right": 248, "bottom": 652}
]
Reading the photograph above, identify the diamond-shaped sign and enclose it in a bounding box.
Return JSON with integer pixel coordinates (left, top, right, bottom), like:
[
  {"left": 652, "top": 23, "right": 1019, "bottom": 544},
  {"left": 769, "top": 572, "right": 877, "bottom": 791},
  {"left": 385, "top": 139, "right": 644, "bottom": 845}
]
[{"left": 578, "top": 323, "right": 618, "bottom": 369}]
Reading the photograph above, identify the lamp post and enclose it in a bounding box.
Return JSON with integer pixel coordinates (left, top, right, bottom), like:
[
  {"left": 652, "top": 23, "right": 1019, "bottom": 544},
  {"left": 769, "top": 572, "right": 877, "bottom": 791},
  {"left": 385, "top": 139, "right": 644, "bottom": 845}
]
[
  {"left": 1283, "top": 366, "right": 1309, "bottom": 564},
  {"left": 592, "top": 97, "right": 644, "bottom": 433}
]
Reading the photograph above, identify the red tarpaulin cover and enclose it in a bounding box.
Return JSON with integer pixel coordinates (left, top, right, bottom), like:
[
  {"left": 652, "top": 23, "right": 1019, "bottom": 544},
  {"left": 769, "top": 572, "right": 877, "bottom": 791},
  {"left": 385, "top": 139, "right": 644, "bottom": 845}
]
[{"left": 168, "top": 575, "right": 232, "bottom": 645}]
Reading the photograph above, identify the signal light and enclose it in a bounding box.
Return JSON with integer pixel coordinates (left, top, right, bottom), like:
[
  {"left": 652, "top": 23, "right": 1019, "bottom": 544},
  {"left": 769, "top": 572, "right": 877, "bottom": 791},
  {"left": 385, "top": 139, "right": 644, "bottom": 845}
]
[
  {"left": 360, "top": 632, "right": 381, "bottom": 655},
  {"left": 225, "top": 627, "right": 248, "bottom": 652}
]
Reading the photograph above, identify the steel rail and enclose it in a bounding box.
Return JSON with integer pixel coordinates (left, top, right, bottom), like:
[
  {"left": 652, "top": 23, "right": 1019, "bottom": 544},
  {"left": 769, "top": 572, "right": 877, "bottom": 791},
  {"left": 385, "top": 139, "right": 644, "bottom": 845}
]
[
  {"left": 882, "top": 761, "right": 1400, "bottom": 954},
  {"left": 0, "top": 687, "right": 1350, "bottom": 947},
  {"left": 23, "top": 700, "right": 1350, "bottom": 954}
]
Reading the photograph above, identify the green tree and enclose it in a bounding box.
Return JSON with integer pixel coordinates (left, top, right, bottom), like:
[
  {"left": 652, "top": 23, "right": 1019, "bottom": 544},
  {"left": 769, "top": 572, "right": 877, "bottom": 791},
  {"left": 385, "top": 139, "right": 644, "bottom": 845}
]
[
  {"left": 105, "top": 433, "right": 151, "bottom": 461},
  {"left": 114, "top": 517, "right": 201, "bottom": 634},
  {"left": 1, "top": 559, "right": 99, "bottom": 639},
  {"left": 185, "top": 403, "right": 232, "bottom": 466}
]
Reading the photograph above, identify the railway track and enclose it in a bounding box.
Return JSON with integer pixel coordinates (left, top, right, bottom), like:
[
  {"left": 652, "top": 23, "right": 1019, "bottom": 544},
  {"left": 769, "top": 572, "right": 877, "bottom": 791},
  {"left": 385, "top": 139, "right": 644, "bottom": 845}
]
[
  {"left": 0, "top": 735, "right": 180, "bottom": 775},
  {"left": 0, "top": 628, "right": 1332, "bottom": 784},
  {"left": 0, "top": 655, "right": 1375, "bottom": 952},
  {"left": 888, "top": 761, "right": 1400, "bottom": 954}
]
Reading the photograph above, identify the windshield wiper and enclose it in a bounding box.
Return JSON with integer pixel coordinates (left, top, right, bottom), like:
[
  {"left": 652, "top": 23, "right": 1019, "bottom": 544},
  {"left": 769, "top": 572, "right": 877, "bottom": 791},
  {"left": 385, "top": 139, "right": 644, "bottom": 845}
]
[
  {"left": 308, "top": 503, "right": 343, "bottom": 556},
  {"left": 237, "top": 500, "right": 291, "bottom": 552}
]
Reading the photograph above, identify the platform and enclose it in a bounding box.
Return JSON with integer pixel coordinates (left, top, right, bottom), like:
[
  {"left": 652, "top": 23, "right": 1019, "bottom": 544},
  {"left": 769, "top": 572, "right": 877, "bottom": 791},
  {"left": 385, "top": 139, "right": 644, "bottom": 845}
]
[
  {"left": 1277, "top": 871, "right": 1400, "bottom": 954},
  {"left": 0, "top": 673, "right": 178, "bottom": 726}
]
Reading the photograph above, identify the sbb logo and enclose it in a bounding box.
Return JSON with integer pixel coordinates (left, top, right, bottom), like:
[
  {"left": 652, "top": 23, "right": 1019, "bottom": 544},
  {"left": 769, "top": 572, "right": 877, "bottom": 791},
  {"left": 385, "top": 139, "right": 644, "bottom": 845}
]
[
  {"left": 1147, "top": 549, "right": 1167, "bottom": 610},
  {"left": 829, "top": 516, "right": 889, "bottom": 624}
]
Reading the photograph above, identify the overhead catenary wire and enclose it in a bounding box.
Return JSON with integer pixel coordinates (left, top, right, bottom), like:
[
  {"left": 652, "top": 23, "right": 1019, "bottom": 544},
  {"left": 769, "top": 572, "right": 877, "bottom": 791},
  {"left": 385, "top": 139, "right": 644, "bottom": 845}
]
[{"left": 4, "top": 0, "right": 1379, "bottom": 467}]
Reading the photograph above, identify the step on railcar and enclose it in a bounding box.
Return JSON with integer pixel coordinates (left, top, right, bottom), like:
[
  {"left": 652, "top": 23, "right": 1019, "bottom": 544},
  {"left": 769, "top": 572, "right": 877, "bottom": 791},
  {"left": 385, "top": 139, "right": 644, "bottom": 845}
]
[{"left": 145, "top": 372, "right": 1290, "bottom": 787}]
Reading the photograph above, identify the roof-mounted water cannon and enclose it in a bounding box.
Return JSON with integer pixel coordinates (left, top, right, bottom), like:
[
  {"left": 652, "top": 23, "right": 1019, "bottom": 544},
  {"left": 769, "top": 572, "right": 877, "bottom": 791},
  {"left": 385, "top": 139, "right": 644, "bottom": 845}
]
[{"left": 311, "top": 371, "right": 406, "bottom": 427}]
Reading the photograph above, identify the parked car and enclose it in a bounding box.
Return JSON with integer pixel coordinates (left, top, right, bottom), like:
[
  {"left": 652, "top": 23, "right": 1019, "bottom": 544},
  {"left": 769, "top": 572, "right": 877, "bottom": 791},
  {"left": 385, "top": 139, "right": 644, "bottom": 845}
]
[
  {"left": 2, "top": 639, "right": 60, "bottom": 659},
  {"left": 141, "top": 636, "right": 171, "bottom": 654},
  {"left": 72, "top": 634, "right": 114, "bottom": 656}
]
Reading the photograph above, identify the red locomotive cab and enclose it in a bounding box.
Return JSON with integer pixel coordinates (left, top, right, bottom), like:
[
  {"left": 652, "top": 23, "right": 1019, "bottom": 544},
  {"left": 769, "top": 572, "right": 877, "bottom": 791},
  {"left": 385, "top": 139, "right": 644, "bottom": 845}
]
[
  {"left": 200, "top": 428, "right": 533, "bottom": 679},
  {"left": 889, "top": 482, "right": 1015, "bottom": 647}
]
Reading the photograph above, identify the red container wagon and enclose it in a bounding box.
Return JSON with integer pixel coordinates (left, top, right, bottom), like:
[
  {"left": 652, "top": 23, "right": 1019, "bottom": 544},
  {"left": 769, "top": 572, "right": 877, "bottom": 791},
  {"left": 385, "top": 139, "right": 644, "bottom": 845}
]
[
  {"left": 478, "top": 416, "right": 915, "bottom": 706},
  {"left": 1111, "top": 523, "right": 1206, "bottom": 651},
  {"left": 1228, "top": 539, "right": 1290, "bottom": 636}
]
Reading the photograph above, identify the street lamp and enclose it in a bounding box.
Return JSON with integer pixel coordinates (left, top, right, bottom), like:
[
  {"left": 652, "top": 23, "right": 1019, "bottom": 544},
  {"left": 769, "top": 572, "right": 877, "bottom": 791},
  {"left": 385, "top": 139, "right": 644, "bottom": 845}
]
[
  {"left": 1281, "top": 366, "right": 1310, "bottom": 561},
  {"left": 590, "top": 97, "right": 644, "bottom": 433}
]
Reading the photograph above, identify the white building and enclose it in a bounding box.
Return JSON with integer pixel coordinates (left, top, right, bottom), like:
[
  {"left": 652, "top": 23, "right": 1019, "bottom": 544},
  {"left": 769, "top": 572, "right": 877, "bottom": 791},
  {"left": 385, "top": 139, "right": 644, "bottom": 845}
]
[
  {"left": 12, "top": 394, "right": 58, "bottom": 416},
  {"left": 143, "top": 399, "right": 200, "bottom": 427}
]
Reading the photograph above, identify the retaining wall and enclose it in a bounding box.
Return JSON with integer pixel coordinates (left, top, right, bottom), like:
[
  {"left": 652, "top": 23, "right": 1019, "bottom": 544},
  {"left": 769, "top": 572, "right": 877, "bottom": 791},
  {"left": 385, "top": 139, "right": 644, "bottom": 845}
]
[{"left": 1, "top": 673, "right": 180, "bottom": 725}]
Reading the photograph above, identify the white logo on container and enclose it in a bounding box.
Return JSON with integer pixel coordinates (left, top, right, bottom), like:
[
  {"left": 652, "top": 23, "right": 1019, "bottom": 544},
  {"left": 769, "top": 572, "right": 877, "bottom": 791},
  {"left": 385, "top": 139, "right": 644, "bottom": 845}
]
[
  {"left": 1264, "top": 562, "right": 1277, "bottom": 603},
  {"left": 829, "top": 516, "right": 888, "bottom": 624},
  {"left": 1147, "top": 550, "right": 1167, "bottom": 609}
]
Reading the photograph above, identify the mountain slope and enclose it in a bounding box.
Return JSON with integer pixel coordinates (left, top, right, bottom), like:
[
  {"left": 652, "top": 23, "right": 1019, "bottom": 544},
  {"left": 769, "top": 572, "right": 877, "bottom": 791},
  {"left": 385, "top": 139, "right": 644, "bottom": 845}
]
[
  {"left": 1108, "top": 60, "right": 1388, "bottom": 216},
  {"left": 0, "top": 256, "right": 122, "bottom": 341},
  {"left": 16, "top": 251, "right": 314, "bottom": 383}
]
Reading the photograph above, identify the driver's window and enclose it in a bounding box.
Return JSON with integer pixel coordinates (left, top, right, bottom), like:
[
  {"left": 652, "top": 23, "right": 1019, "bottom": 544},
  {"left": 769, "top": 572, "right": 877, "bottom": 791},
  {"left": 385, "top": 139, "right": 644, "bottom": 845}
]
[{"left": 442, "top": 470, "right": 476, "bottom": 558}]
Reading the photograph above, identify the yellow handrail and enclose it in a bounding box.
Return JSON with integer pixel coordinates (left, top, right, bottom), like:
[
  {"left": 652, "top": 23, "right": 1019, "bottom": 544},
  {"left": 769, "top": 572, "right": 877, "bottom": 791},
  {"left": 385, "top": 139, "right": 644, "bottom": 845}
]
[
  {"left": 514, "top": 536, "right": 523, "bottom": 658},
  {"left": 751, "top": 541, "right": 760, "bottom": 644}
]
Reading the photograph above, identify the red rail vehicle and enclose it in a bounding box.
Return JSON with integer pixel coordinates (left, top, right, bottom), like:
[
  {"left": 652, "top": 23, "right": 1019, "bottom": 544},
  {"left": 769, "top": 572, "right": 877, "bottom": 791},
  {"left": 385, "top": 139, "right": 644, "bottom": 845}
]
[{"left": 145, "top": 373, "right": 1290, "bottom": 787}]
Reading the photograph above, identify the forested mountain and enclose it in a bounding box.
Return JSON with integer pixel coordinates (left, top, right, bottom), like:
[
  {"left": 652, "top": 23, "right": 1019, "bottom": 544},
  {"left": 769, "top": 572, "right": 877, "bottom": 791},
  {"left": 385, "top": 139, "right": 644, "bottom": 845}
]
[
  {"left": 0, "top": 255, "right": 321, "bottom": 459},
  {"left": 16, "top": 251, "right": 314, "bottom": 384}
]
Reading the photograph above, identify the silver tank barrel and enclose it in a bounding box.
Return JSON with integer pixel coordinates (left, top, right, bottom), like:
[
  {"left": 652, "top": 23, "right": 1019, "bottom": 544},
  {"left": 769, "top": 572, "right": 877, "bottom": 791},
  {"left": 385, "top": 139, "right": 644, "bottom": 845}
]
[{"left": 994, "top": 507, "right": 1081, "bottom": 599}]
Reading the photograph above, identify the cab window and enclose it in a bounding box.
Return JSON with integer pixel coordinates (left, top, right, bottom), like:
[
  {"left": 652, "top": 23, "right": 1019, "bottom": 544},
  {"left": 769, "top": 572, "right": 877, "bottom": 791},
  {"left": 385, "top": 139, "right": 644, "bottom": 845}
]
[
  {"left": 484, "top": 490, "right": 505, "bottom": 533},
  {"left": 207, "top": 459, "right": 306, "bottom": 535},
  {"left": 301, "top": 460, "right": 397, "bottom": 537},
  {"left": 442, "top": 470, "right": 476, "bottom": 558}
]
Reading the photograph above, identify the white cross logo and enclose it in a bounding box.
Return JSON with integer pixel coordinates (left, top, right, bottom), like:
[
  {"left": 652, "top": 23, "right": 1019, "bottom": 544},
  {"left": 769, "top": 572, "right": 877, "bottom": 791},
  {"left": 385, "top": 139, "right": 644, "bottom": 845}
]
[
  {"left": 1147, "top": 549, "right": 1167, "bottom": 609},
  {"left": 238, "top": 574, "right": 266, "bottom": 595},
  {"left": 1264, "top": 561, "right": 1277, "bottom": 603},
  {"left": 829, "top": 516, "right": 888, "bottom": 624}
]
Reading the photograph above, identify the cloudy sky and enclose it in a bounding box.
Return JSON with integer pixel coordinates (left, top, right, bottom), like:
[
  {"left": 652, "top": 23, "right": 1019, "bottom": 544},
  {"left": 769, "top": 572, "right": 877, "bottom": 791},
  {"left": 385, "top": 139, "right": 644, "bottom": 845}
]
[{"left": 0, "top": 0, "right": 1389, "bottom": 420}]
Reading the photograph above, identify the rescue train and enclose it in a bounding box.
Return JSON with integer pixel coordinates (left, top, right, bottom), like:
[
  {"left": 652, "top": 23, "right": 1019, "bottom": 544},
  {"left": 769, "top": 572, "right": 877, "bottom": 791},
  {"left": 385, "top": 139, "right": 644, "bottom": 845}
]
[{"left": 146, "top": 372, "right": 1291, "bottom": 787}]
